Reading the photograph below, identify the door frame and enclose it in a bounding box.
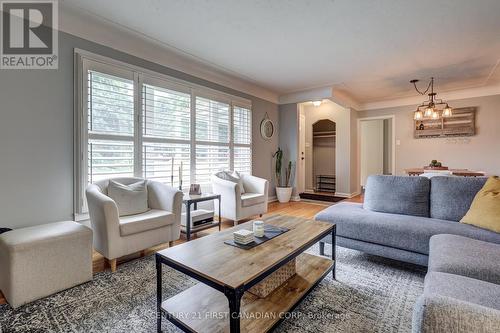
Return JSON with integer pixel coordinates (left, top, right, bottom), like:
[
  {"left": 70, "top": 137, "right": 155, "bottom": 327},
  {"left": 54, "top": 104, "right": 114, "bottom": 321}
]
[{"left": 357, "top": 115, "right": 396, "bottom": 189}]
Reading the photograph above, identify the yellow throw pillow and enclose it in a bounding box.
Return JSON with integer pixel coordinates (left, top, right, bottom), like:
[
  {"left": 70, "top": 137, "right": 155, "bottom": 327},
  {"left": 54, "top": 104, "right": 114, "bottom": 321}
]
[{"left": 461, "top": 176, "right": 500, "bottom": 232}]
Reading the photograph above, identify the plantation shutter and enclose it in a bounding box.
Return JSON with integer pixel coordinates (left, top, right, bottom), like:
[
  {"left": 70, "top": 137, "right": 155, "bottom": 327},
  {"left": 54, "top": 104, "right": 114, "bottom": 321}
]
[
  {"left": 142, "top": 83, "right": 191, "bottom": 185},
  {"left": 233, "top": 105, "right": 252, "bottom": 174},
  {"left": 195, "top": 96, "right": 230, "bottom": 184},
  {"left": 87, "top": 70, "right": 135, "bottom": 183}
]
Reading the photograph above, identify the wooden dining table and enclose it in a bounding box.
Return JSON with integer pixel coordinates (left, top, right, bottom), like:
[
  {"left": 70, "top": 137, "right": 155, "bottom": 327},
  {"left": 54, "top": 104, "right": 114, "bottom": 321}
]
[{"left": 405, "top": 168, "right": 485, "bottom": 177}]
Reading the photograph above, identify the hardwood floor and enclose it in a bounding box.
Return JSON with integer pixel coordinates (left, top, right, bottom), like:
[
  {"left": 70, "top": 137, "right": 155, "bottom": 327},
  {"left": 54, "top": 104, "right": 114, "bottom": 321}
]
[
  {"left": 0, "top": 196, "right": 362, "bottom": 306},
  {"left": 92, "top": 200, "right": 333, "bottom": 273}
]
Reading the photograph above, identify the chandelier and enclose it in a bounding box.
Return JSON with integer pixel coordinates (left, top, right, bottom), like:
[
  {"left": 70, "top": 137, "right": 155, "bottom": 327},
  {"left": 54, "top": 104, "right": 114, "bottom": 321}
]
[{"left": 411, "top": 77, "right": 452, "bottom": 120}]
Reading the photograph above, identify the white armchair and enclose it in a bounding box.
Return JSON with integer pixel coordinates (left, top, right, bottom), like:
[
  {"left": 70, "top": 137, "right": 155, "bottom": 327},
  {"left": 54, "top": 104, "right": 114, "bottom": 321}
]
[
  {"left": 211, "top": 173, "right": 269, "bottom": 225},
  {"left": 86, "top": 177, "right": 183, "bottom": 272}
]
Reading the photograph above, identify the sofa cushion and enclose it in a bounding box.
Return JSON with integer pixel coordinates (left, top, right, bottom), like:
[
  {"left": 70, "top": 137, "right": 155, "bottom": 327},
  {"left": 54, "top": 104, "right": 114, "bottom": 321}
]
[
  {"left": 363, "top": 175, "right": 430, "bottom": 217},
  {"left": 424, "top": 272, "right": 500, "bottom": 310},
  {"left": 119, "top": 209, "right": 174, "bottom": 236},
  {"left": 430, "top": 176, "right": 487, "bottom": 221},
  {"left": 429, "top": 234, "right": 500, "bottom": 285},
  {"left": 108, "top": 180, "right": 149, "bottom": 217},
  {"left": 315, "top": 202, "right": 500, "bottom": 255},
  {"left": 241, "top": 193, "right": 265, "bottom": 207}
]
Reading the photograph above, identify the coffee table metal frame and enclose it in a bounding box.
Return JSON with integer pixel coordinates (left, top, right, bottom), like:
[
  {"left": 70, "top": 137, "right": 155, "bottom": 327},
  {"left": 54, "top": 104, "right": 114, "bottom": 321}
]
[{"left": 156, "top": 224, "right": 336, "bottom": 333}]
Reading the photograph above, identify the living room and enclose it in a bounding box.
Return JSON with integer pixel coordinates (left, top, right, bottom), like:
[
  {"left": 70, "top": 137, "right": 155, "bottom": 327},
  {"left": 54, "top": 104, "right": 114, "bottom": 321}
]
[{"left": 1, "top": 1, "right": 499, "bottom": 332}]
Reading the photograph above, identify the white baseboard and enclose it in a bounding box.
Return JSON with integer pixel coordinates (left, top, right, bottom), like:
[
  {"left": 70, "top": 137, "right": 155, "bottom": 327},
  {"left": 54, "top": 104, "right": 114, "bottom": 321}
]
[
  {"left": 335, "top": 191, "right": 361, "bottom": 198},
  {"left": 267, "top": 195, "right": 299, "bottom": 203}
]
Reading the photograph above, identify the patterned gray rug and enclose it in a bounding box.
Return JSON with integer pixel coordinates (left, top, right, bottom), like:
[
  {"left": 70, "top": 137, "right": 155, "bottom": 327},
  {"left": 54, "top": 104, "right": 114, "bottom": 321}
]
[{"left": 0, "top": 244, "right": 425, "bottom": 333}]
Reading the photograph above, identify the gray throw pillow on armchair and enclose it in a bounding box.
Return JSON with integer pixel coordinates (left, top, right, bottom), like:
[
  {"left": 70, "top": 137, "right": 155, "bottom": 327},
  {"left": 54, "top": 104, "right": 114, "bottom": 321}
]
[
  {"left": 108, "top": 180, "right": 149, "bottom": 216},
  {"left": 216, "top": 170, "right": 245, "bottom": 194}
]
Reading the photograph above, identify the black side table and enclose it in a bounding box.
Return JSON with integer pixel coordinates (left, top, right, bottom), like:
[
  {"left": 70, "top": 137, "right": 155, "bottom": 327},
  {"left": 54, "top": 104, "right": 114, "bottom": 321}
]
[{"left": 182, "top": 193, "right": 221, "bottom": 241}]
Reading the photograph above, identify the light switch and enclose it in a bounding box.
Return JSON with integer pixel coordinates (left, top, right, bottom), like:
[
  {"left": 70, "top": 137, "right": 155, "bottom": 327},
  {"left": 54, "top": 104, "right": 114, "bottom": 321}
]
[{"left": 396, "top": 140, "right": 401, "bottom": 146}]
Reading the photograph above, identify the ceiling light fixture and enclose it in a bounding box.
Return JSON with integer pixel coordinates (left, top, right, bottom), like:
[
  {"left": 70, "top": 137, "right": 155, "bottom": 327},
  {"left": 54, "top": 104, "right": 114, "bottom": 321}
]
[
  {"left": 312, "top": 100, "right": 322, "bottom": 107},
  {"left": 411, "top": 77, "right": 452, "bottom": 120}
]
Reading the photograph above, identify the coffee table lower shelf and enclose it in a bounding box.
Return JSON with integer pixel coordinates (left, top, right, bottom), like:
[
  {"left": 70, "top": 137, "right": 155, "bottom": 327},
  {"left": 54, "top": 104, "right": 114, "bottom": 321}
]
[{"left": 161, "top": 253, "right": 333, "bottom": 333}]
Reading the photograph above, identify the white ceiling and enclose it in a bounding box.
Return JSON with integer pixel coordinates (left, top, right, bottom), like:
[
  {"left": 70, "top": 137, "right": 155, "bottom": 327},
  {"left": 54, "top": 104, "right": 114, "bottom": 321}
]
[{"left": 61, "top": 0, "right": 500, "bottom": 104}]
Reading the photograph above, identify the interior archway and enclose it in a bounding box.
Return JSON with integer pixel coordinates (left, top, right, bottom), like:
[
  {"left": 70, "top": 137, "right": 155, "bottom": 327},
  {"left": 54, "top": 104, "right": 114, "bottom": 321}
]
[{"left": 312, "top": 119, "right": 336, "bottom": 193}]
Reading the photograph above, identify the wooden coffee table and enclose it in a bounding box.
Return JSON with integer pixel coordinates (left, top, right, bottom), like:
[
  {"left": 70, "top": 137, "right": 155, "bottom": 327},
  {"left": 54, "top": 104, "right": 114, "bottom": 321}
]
[{"left": 155, "top": 214, "right": 336, "bottom": 333}]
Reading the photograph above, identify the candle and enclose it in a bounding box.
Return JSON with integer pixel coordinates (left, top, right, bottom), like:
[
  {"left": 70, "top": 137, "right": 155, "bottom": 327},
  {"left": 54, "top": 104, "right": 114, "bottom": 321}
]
[
  {"left": 171, "top": 157, "right": 174, "bottom": 186},
  {"left": 253, "top": 220, "right": 265, "bottom": 237},
  {"left": 180, "top": 161, "right": 183, "bottom": 181}
]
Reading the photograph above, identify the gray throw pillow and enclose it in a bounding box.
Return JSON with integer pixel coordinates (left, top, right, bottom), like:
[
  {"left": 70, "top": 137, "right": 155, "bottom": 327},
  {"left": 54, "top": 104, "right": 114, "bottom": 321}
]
[
  {"left": 108, "top": 180, "right": 149, "bottom": 217},
  {"left": 216, "top": 170, "right": 245, "bottom": 194}
]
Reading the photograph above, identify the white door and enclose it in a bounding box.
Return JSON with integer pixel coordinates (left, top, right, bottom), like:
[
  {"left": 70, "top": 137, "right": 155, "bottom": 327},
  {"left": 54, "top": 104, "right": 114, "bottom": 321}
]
[
  {"left": 297, "top": 113, "right": 306, "bottom": 193},
  {"left": 360, "top": 119, "right": 384, "bottom": 186}
]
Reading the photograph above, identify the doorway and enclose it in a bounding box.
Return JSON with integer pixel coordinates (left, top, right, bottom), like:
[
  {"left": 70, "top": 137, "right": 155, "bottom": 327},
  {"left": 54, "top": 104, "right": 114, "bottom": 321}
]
[
  {"left": 297, "top": 100, "right": 346, "bottom": 202},
  {"left": 312, "top": 119, "right": 336, "bottom": 193},
  {"left": 358, "top": 116, "right": 395, "bottom": 189}
]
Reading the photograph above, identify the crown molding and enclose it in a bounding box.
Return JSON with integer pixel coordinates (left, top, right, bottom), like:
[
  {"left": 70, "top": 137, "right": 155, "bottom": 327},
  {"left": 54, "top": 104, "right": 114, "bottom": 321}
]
[
  {"left": 279, "top": 83, "right": 500, "bottom": 110},
  {"left": 278, "top": 86, "right": 362, "bottom": 110},
  {"left": 358, "top": 83, "right": 500, "bottom": 111},
  {"left": 278, "top": 86, "right": 333, "bottom": 105},
  {"left": 58, "top": 4, "right": 279, "bottom": 104}
]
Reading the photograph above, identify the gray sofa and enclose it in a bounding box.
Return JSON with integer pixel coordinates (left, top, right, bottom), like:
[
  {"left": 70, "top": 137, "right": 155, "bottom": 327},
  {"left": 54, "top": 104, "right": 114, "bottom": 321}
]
[
  {"left": 413, "top": 234, "right": 500, "bottom": 332},
  {"left": 314, "top": 175, "right": 500, "bottom": 266}
]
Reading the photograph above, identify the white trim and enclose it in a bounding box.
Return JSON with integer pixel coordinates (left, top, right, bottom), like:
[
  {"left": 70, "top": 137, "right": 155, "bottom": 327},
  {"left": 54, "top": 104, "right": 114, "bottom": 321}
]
[
  {"left": 268, "top": 196, "right": 278, "bottom": 203},
  {"left": 335, "top": 191, "right": 361, "bottom": 198},
  {"left": 278, "top": 83, "right": 500, "bottom": 111},
  {"left": 296, "top": 198, "right": 334, "bottom": 206},
  {"left": 59, "top": 4, "right": 279, "bottom": 104},
  {"left": 279, "top": 86, "right": 333, "bottom": 105},
  {"left": 357, "top": 115, "right": 396, "bottom": 190},
  {"left": 74, "top": 213, "right": 89, "bottom": 223}
]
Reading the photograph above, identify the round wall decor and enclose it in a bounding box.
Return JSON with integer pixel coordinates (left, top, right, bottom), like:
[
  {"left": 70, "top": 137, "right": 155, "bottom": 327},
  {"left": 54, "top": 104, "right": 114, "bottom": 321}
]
[{"left": 260, "top": 113, "right": 275, "bottom": 140}]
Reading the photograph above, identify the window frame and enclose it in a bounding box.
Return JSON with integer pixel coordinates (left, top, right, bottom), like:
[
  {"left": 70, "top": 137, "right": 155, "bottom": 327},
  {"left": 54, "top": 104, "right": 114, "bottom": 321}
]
[{"left": 74, "top": 49, "right": 252, "bottom": 220}]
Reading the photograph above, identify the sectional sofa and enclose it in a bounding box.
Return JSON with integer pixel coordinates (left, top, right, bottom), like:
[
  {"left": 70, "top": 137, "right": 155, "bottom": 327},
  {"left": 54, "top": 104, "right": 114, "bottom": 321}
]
[
  {"left": 315, "top": 175, "right": 500, "bottom": 333},
  {"left": 314, "top": 175, "right": 500, "bottom": 266}
]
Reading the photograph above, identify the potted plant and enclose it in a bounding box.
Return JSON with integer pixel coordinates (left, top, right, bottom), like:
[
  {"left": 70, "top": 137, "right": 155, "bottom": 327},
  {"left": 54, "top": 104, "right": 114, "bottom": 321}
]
[{"left": 272, "top": 148, "right": 294, "bottom": 203}]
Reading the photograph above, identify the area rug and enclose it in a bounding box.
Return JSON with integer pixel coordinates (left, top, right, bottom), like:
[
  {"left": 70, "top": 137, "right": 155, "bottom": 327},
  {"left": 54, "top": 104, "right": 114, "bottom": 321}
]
[{"left": 0, "top": 244, "right": 425, "bottom": 333}]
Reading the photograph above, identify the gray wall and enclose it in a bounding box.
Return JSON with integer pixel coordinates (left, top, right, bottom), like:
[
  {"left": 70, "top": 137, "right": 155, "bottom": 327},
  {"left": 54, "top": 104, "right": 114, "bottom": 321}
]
[
  {"left": 357, "top": 95, "right": 500, "bottom": 177},
  {"left": 278, "top": 103, "right": 298, "bottom": 194},
  {"left": 0, "top": 31, "right": 278, "bottom": 229}
]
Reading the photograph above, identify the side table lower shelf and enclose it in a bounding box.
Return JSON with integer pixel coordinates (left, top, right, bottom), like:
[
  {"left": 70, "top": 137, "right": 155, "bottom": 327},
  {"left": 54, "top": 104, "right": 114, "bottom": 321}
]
[{"left": 160, "top": 253, "right": 333, "bottom": 333}]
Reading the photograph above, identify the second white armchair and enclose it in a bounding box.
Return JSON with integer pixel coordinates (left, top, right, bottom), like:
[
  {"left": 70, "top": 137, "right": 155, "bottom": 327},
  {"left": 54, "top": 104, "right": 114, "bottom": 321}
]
[{"left": 211, "top": 172, "right": 269, "bottom": 225}]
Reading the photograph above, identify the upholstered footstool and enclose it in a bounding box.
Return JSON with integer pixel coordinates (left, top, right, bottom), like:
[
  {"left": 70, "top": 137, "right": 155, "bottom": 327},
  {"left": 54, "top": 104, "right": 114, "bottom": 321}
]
[{"left": 0, "top": 221, "right": 93, "bottom": 308}]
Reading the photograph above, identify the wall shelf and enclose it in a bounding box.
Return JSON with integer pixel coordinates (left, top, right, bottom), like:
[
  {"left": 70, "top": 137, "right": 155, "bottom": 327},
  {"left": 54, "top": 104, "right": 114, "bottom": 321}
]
[{"left": 414, "top": 107, "right": 476, "bottom": 139}]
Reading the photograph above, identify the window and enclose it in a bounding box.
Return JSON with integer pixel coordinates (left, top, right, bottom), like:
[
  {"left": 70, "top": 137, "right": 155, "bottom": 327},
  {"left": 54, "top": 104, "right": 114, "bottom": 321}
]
[{"left": 75, "top": 52, "right": 252, "bottom": 218}]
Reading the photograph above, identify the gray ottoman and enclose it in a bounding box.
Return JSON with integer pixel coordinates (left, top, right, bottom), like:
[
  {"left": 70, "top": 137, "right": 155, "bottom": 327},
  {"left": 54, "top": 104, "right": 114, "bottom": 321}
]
[{"left": 0, "top": 221, "right": 93, "bottom": 308}]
